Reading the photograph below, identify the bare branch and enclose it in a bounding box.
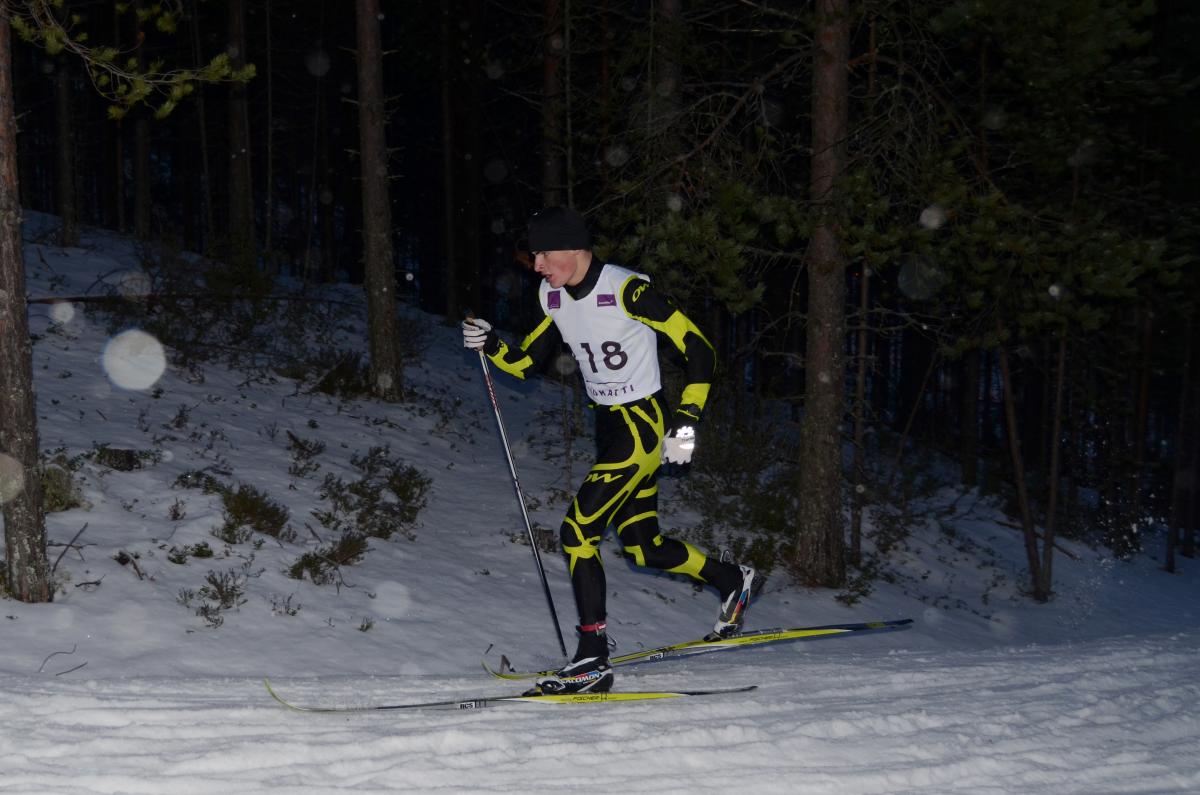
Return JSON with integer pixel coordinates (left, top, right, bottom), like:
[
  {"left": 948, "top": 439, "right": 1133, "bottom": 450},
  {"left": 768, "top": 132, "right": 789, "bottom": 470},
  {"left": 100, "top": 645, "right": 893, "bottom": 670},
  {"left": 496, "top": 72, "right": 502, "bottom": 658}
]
[
  {"left": 50, "top": 522, "right": 88, "bottom": 575},
  {"left": 37, "top": 644, "right": 77, "bottom": 674}
]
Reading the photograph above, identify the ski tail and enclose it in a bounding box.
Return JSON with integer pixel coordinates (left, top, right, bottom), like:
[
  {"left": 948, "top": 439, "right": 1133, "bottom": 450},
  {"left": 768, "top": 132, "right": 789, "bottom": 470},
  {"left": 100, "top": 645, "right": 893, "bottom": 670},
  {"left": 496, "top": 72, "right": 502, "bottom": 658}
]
[{"left": 485, "top": 618, "right": 914, "bottom": 680}]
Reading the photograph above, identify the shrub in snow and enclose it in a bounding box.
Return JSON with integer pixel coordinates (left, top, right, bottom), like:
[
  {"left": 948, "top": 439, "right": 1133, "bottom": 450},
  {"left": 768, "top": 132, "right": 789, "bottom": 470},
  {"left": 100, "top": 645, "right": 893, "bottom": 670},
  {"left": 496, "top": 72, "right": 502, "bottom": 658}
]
[
  {"left": 287, "top": 532, "right": 369, "bottom": 585},
  {"left": 216, "top": 485, "right": 293, "bottom": 544},
  {"left": 312, "top": 446, "right": 431, "bottom": 542},
  {"left": 41, "top": 461, "right": 83, "bottom": 513}
]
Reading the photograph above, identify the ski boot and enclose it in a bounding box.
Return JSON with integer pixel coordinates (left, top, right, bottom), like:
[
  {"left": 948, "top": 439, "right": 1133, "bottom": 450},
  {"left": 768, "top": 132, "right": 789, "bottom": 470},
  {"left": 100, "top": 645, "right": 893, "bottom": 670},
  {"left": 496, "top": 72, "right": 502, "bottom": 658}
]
[
  {"left": 531, "top": 622, "right": 614, "bottom": 695},
  {"left": 708, "top": 564, "right": 761, "bottom": 641}
]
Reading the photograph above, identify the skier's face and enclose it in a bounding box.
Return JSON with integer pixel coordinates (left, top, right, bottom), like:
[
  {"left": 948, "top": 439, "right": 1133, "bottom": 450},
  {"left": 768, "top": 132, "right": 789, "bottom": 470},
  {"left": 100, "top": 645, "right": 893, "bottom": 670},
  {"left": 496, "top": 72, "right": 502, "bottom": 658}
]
[{"left": 533, "top": 249, "right": 589, "bottom": 289}]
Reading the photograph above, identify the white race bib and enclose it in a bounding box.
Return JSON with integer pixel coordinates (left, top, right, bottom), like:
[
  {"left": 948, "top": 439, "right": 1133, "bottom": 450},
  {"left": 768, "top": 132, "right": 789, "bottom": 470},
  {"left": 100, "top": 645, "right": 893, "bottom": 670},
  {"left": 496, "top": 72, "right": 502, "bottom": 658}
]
[{"left": 539, "top": 264, "right": 661, "bottom": 405}]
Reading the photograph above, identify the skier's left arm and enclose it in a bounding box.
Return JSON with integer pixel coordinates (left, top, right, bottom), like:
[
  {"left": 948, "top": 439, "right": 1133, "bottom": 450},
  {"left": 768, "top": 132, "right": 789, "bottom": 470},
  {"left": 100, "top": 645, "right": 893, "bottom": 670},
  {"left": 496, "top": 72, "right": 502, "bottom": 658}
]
[{"left": 621, "top": 277, "right": 715, "bottom": 467}]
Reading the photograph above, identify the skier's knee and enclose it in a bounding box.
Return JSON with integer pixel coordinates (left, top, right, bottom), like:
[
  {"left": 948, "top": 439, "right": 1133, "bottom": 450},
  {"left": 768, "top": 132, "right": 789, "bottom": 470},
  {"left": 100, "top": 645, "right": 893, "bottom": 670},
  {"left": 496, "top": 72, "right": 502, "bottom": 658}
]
[{"left": 560, "top": 519, "right": 600, "bottom": 560}]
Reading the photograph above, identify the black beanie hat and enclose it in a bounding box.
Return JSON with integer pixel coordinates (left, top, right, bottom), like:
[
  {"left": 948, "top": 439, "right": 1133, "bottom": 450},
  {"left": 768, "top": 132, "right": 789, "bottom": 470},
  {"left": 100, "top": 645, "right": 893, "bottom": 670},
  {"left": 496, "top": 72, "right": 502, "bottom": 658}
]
[{"left": 527, "top": 206, "right": 591, "bottom": 252}]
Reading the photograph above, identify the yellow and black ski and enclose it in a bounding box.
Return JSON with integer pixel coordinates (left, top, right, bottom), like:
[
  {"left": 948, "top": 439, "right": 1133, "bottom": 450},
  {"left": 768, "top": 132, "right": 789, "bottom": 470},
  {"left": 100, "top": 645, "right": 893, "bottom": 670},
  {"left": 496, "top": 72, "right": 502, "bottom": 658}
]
[
  {"left": 485, "top": 618, "right": 914, "bottom": 680},
  {"left": 265, "top": 678, "right": 756, "bottom": 712}
]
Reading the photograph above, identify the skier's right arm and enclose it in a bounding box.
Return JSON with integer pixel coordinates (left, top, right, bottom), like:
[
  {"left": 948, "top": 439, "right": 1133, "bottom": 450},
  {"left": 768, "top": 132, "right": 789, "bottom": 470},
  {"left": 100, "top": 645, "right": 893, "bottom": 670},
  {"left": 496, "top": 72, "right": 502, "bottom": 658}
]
[{"left": 462, "top": 314, "right": 561, "bottom": 380}]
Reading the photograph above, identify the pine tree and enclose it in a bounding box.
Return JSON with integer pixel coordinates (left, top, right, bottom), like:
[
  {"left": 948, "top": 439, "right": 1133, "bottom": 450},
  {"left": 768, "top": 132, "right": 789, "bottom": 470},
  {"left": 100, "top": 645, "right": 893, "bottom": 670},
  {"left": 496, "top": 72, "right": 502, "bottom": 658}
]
[
  {"left": 0, "top": 0, "right": 250, "bottom": 603},
  {"left": 356, "top": 0, "right": 402, "bottom": 400},
  {"left": 794, "top": 0, "right": 850, "bottom": 587},
  {"left": 0, "top": 13, "right": 49, "bottom": 602}
]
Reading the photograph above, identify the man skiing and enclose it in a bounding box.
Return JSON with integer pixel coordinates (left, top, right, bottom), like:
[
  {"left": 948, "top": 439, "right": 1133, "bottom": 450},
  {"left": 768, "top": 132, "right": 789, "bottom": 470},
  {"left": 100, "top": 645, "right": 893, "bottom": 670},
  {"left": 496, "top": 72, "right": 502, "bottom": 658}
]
[{"left": 462, "top": 206, "right": 759, "bottom": 694}]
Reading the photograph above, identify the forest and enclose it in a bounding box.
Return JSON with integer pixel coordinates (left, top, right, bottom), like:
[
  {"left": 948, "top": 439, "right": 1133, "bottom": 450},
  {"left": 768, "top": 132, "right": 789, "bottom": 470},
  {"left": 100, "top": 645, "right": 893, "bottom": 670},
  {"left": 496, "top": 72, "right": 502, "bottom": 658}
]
[{"left": 1, "top": 0, "right": 1198, "bottom": 606}]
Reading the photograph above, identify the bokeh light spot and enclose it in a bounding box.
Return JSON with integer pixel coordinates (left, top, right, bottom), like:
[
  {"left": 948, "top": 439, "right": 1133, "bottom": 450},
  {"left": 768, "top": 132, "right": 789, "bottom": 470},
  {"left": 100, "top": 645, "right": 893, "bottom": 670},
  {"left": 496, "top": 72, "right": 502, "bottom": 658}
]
[
  {"left": 0, "top": 453, "right": 25, "bottom": 505},
  {"left": 102, "top": 329, "right": 167, "bottom": 391},
  {"left": 50, "top": 301, "right": 76, "bottom": 324}
]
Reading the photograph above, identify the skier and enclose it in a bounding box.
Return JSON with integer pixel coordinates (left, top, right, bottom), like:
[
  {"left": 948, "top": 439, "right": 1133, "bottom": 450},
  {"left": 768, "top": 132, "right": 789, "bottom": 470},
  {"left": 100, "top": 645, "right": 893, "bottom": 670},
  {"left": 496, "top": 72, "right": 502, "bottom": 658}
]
[{"left": 462, "top": 206, "right": 760, "bottom": 694}]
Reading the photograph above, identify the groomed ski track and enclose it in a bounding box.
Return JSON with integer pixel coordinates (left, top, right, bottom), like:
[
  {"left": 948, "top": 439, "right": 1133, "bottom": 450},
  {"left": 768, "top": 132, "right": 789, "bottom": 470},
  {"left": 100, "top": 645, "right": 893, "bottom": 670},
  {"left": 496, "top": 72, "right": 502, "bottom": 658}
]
[{"left": 3, "top": 633, "right": 1198, "bottom": 794}]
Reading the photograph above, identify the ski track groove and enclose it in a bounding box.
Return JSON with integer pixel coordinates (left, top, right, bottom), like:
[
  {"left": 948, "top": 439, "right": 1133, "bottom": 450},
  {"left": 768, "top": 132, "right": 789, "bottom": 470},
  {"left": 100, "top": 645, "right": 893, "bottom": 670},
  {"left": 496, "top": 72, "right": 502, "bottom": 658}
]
[{"left": 4, "top": 643, "right": 1200, "bottom": 794}]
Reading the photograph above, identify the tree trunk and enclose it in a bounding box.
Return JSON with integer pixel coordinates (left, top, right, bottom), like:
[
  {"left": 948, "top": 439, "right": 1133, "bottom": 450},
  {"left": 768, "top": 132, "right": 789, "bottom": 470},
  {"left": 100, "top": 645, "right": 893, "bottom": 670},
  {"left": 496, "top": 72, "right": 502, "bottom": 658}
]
[
  {"left": 655, "top": 0, "right": 682, "bottom": 120},
  {"left": 132, "top": 1, "right": 151, "bottom": 240},
  {"left": 1039, "top": 331, "right": 1067, "bottom": 596},
  {"left": 996, "top": 323, "right": 1045, "bottom": 601},
  {"left": 227, "top": 0, "right": 255, "bottom": 269},
  {"left": 108, "top": 5, "right": 126, "bottom": 233},
  {"left": 261, "top": 0, "right": 274, "bottom": 257},
  {"left": 457, "top": 0, "right": 481, "bottom": 312},
  {"left": 541, "top": 0, "right": 563, "bottom": 206},
  {"left": 899, "top": 328, "right": 933, "bottom": 441},
  {"left": 1184, "top": 317, "right": 1199, "bottom": 559},
  {"left": 187, "top": 0, "right": 214, "bottom": 249},
  {"left": 849, "top": 264, "right": 870, "bottom": 565},
  {"left": 960, "top": 348, "right": 980, "bottom": 486},
  {"left": 887, "top": 350, "right": 937, "bottom": 491},
  {"left": 133, "top": 109, "right": 151, "bottom": 239},
  {"left": 1168, "top": 310, "right": 1197, "bottom": 569},
  {"left": 437, "top": 0, "right": 480, "bottom": 319},
  {"left": 0, "top": 16, "right": 51, "bottom": 603},
  {"left": 318, "top": 92, "right": 336, "bottom": 283},
  {"left": 653, "top": 0, "right": 682, "bottom": 210},
  {"left": 1128, "top": 305, "right": 1153, "bottom": 531},
  {"left": 53, "top": 59, "right": 77, "bottom": 247},
  {"left": 114, "top": 124, "right": 126, "bottom": 233},
  {"left": 439, "top": 5, "right": 460, "bottom": 317},
  {"left": 979, "top": 349, "right": 996, "bottom": 450},
  {"left": 356, "top": 0, "right": 401, "bottom": 400},
  {"left": 871, "top": 326, "right": 890, "bottom": 423},
  {"left": 1019, "top": 346, "right": 1045, "bottom": 476},
  {"left": 1063, "top": 365, "right": 1082, "bottom": 538},
  {"left": 793, "top": 0, "right": 848, "bottom": 588},
  {"left": 597, "top": 0, "right": 612, "bottom": 192}
]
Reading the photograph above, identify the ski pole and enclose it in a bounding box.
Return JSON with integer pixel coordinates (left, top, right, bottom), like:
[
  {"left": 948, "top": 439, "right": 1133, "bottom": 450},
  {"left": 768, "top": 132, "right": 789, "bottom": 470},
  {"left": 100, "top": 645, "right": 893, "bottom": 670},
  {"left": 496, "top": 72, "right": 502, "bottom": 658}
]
[{"left": 471, "top": 327, "right": 568, "bottom": 658}]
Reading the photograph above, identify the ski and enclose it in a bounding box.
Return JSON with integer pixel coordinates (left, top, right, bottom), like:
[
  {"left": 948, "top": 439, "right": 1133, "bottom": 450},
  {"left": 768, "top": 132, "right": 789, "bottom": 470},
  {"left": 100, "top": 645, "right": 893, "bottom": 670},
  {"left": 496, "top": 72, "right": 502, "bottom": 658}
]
[
  {"left": 485, "top": 618, "right": 914, "bottom": 680},
  {"left": 264, "top": 678, "right": 756, "bottom": 712}
]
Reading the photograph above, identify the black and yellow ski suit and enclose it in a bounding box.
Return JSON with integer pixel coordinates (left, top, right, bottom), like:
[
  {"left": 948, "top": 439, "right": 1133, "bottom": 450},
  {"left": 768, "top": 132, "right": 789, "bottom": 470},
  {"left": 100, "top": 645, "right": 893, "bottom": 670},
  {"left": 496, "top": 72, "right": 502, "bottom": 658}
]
[{"left": 482, "top": 261, "right": 742, "bottom": 631}]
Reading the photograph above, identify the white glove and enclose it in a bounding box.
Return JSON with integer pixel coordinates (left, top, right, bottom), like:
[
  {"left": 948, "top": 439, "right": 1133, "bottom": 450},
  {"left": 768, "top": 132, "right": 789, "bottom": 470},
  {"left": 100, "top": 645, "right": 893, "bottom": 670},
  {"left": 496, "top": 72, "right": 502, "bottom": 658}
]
[
  {"left": 462, "top": 317, "right": 492, "bottom": 350},
  {"left": 662, "top": 424, "right": 696, "bottom": 466}
]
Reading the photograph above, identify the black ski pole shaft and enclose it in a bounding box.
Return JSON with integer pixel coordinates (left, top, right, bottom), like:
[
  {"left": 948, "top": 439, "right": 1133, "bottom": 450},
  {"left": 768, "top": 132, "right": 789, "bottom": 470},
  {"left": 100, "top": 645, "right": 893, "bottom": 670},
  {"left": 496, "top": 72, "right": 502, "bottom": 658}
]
[{"left": 474, "top": 346, "right": 568, "bottom": 658}]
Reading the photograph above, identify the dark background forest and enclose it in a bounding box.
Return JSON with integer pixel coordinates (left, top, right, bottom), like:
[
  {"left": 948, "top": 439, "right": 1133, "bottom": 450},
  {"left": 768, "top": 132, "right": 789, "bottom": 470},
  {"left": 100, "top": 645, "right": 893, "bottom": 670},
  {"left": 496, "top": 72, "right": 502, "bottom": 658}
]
[{"left": 2, "top": 0, "right": 1198, "bottom": 604}]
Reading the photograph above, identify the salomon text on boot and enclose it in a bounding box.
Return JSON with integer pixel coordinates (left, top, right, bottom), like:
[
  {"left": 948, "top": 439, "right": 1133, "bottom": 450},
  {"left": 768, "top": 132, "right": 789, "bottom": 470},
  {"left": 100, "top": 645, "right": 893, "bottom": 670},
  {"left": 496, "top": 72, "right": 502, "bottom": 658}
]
[{"left": 532, "top": 622, "right": 614, "bottom": 694}]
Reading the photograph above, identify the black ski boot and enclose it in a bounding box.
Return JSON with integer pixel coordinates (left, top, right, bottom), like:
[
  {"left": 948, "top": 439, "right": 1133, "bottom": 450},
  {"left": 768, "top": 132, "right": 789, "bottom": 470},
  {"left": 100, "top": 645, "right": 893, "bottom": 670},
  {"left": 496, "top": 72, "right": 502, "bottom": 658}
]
[{"left": 533, "top": 622, "right": 614, "bottom": 694}]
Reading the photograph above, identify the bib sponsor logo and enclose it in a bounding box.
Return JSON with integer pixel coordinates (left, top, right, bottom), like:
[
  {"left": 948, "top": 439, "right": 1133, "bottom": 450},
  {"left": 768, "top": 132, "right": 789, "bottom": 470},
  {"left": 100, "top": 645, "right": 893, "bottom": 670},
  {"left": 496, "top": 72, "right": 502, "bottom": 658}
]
[
  {"left": 597, "top": 293, "right": 616, "bottom": 307},
  {"left": 548, "top": 291, "right": 562, "bottom": 309},
  {"left": 587, "top": 383, "right": 638, "bottom": 399}
]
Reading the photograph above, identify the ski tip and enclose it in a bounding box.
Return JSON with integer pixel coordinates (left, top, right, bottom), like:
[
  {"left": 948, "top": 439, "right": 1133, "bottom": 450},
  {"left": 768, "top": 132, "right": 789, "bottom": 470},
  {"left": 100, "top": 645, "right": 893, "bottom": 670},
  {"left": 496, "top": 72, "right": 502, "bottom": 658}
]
[
  {"left": 263, "top": 677, "right": 287, "bottom": 706},
  {"left": 264, "top": 677, "right": 311, "bottom": 712}
]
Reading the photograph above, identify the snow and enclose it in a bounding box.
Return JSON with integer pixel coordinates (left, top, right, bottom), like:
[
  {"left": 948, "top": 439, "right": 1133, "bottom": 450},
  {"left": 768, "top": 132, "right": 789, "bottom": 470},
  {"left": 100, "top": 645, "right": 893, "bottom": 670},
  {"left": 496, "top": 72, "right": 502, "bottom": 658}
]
[{"left": 2, "top": 214, "right": 1199, "bottom": 794}]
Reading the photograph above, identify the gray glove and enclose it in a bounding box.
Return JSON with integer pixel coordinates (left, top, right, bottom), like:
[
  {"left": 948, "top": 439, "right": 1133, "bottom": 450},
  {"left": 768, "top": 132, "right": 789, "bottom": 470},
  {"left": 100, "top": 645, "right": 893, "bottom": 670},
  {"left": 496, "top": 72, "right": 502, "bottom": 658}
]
[
  {"left": 661, "top": 405, "right": 701, "bottom": 476},
  {"left": 662, "top": 424, "right": 696, "bottom": 466},
  {"left": 462, "top": 318, "right": 492, "bottom": 350}
]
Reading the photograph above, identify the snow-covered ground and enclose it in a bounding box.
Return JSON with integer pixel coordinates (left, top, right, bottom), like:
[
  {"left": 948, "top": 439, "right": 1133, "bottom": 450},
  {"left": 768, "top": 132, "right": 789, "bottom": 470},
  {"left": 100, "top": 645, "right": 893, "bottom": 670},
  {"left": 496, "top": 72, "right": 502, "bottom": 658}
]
[{"left": 2, "top": 216, "right": 1198, "bottom": 794}]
